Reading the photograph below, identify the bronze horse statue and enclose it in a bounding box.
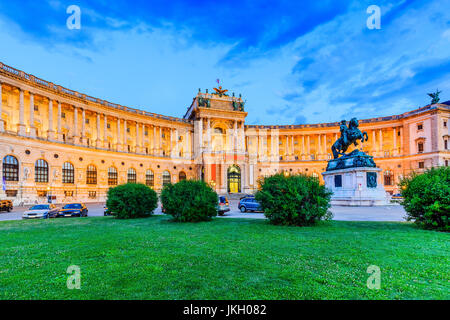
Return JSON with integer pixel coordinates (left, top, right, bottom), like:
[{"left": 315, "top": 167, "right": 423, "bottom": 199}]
[{"left": 331, "top": 118, "right": 368, "bottom": 159}]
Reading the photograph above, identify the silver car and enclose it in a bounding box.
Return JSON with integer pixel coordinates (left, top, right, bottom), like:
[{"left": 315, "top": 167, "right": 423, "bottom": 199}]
[{"left": 22, "top": 204, "right": 59, "bottom": 219}]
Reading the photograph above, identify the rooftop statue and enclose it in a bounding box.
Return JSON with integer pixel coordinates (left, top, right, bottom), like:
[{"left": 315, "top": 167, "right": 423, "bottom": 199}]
[
  {"left": 331, "top": 118, "right": 368, "bottom": 159},
  {"left": 213, "top": 86, "right": 229, "bottom": 97},
  {"left": 428, "top": 89, "right": 441, "bottom": 104}
]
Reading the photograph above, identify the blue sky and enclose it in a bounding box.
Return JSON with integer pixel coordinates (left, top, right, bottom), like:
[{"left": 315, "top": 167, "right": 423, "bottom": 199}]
[{"left": 0, "top": 0, "right": 449, "bottom": 125}]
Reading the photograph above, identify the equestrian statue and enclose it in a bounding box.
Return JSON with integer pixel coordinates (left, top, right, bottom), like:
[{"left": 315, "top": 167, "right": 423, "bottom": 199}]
[{"left": 331, "top": 117, "right": 368, "bottom": 159}]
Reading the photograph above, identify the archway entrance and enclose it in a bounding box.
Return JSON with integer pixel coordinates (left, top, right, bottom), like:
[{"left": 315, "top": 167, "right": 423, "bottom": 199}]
[{"left": 227, "top": 165, "right": 241, "bottom": 193}]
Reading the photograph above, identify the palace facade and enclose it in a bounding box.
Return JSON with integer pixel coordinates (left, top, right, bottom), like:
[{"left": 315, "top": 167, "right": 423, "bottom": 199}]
[{"left": 0, "top": 62, "right": 449, "bottom": 205}]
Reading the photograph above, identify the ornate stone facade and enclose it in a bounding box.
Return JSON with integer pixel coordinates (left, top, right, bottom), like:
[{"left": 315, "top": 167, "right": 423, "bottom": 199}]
[{"left": 0, "top": 62, "right": 449, "bottom": 205}]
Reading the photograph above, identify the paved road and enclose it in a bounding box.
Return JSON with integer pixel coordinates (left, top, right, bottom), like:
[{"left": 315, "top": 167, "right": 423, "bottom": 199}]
[{"left": 0, "top": 201, "right": 407, "bottom": 222}]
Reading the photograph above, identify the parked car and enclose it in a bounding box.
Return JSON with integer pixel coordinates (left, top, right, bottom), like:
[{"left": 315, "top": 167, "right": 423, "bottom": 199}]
[
  {"left": 22, "top": 204, "right": 59, "bottom": 219},
  {"left": 104, "top": 205, "right": 112, "bottom": 216},
  {"left": 217, "top": 196, "right": 230, "bottom": 216},
  {"left": 239, "top": 194, "right": 255, "bottom": 201},
  {"left": 238, "top": 197, "right": 262, "bottom": 213},
  {"left": 57, "top": 203, "right": 88, "bottom": 218},
  {"left": 0, "top": 200, "right": 13, "bottom": 212},
  {"left": 391, "top": 193, "right": 404, "bottom": 201}
]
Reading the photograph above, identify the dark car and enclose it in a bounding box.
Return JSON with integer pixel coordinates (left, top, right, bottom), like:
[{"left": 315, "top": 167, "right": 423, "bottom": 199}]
[
  {"left": 57, "top": 203, "right": 88, "bottom": 218},
  {"left": 238, "top": 197, "right": 262, "bottom": 213},
  {"left": 0, "top": 200, "right": 13, "bottom": 212}
]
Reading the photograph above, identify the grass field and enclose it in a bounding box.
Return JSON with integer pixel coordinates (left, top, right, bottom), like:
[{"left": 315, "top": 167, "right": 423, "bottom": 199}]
[{"left": 0, "top": 216, "right": 448, "bottom": 300}]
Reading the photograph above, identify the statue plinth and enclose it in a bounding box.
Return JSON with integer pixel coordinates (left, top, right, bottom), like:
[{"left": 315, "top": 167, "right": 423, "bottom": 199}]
[
  {"left": 326, "top": 150, "right": 376, "bottom": 171},
  {"left": 322, "top": 150, "right": 388, "bottom": 206}
]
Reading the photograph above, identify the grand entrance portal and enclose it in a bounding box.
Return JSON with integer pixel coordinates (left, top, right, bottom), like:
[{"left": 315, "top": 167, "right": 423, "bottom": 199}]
[{"left": 227, "top": 165, "right": 241, "bottom": 193}]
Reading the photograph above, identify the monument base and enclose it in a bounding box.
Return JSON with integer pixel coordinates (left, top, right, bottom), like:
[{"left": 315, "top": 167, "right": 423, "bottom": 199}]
[{"left": 322, "top": 167, "right": 388, "bottom": 206}]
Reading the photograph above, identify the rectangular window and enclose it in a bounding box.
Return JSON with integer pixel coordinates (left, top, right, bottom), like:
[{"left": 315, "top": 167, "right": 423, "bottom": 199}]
[
  {"left": 64, "top": 190, "right": 74, "bottom": 197},
  {"left": 418, "top": 142, "right": 424, "bottom": 153},
  {"left": 418, "top": 162, "right": 425, "bottom": 169},
  {"left": 417, "top": 124, "right": 423, "bottom": 131},
  {"left": 127, "top": 128, "right": 130, "bottom": 133},
  {"left": 37, "top": 190, "right": 48, "bottom": 197},
  {"left": 85, "top": 119, "right": 90, "bottom": 124},
  {"left": 444, "top": 121, "right": 447, "bottom": 128},
  {"left": 88, "top": 191, "right": 97, "bottom": 199},
  {"left": 107, "top": 123, "right": 111, "bottom": 129},
  {"left": 445, "top": 160, "right": 449, "bottom": 167},
  {"left": 34, "top": 105, "right": 39, "bottom": 111},
  {"left": 5, "top": 190, "right": 18, "bottom": 197},
  {"left": 62, "top": 112, "right": 66, "bottom": 118},
  {"left": 445, "top": 140, "right": 448, "bottom": 150}
]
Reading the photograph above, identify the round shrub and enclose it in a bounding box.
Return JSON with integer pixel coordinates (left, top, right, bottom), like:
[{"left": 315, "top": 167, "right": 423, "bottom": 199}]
[
  {"left": 400, "top": 167, "right": 449, "bottom": 231},
  {"left": 160, "top": 180, "right": 218, "bottom": 222},
  {"left": 106, "top": 183, "right": 158, "bottom": 219},
  {"left": 255, "top": 173, "right": 332, "bottom": 226}
]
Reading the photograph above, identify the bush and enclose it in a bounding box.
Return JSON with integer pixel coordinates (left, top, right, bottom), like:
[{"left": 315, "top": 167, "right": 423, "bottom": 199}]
[
  {"left": 255, "top": 173, "right": 332, "bottom": 226},
  {"left": 160, "top": 180, "right": 218, "bottom": 222},
  {"left": 400, "top": 167, "right": 449, "bottom": 231},
  {"left": 106, "top": 183, "right": 158, "bottom": 219}
]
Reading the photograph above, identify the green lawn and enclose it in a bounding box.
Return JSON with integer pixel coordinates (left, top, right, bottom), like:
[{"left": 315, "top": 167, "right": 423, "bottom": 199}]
[{"left": 0, "top": 216, "right": 448, "bottom": 300}]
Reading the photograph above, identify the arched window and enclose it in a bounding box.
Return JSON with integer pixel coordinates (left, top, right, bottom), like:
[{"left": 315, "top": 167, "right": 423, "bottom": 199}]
[
  {"left": 2, "top": 155, "right": 19, "bottom": 181},
  {"left": 179, "top": 171, "right": 186, "bottom": 181},
  {"left": 62, "top": 162, "right": 74, "bottom": 184},
  {"left": 384, "top": 170, "right": 393, "bottom": 186},
  {"left": 86, "top": 165, "right": 97, "bottom": 185},
  {"left": 162, "top": 170, "right": 171, "bottom": 186},
  {"left": 35, "top": 159, "right": 49, "bottom": 183},
  {"left": 108, "top": 167, "right": 118, "bottom": 186},
  {"left": 145, "top": 170, "right": 154, "bottom": 187},
  {"left": 127, "top": 168, "right": 137, "bottom": 183}
]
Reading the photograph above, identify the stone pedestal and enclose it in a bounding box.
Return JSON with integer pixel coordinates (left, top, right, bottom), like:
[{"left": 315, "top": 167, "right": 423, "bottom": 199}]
[{"left": 322, "top": 167, "right": 388, "bottom": 206}]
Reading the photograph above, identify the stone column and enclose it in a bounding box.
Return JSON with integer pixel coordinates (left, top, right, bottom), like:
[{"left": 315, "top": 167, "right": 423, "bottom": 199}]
[
  {"left": 159, "top": 126, "right": 163, "bottom": 156},
  {"left": 47, "top": 99, "right": 55, "bottom": 140},
  {"left": 141, "top": 123, "right": 145, "bottom": 153},
  {"left": 198, "top": 118, "right": 203, "bottom": 152},
  {"left": 372, "top": 130, "right": 376, "bottom": 155},
  {"left": 0, "top": 82, "right": 4, "bottom": 132},
  {"left": 399, "top": 127, "right": 403, "bottom": 155},
  {"left": 57, "top": 101, "right": 63, "bottom": 141},
  {"left": 323, "top": 134, "right": 327, "bottom": 156},
  {"left": 207, "top": 118, "right": 211, "bottom": 151},
  {"left": 393, "top": 127, "right": 397, "bottom": 155},
  {"left": 135, "top": 122, "right": 140, "bottom": 153},
  {"left": 152, "top": 125, "right": 156, "bottom": 154},
  {"left": 123, "top": 120, "right": 127, "bottom": 151},
  {"left": 307, "top": 135, "right": 311, "bottom": 156},
  {"left": 317, "top": 134, "right": 321, "bottom": 158},
  {"left": 73, "top": 106, "right": 79, "bottom": 142},
  {"left": 301, "top": 135, "right": 305, "bottom": 158},
  {"left": 116, "top": 118, "right": 121, "bottom": 151},
  {"left": 81, "top": 108, "right": 86, "bottom": 145},
  {"left": 103, "top": 114, "right": 107, "bottom": 148},
  {"left": 28, "top": 92, "right": 36, "bottom": 138},
  {"left": 184, "top": 130, "right": 189, "bottom": 158},
  {"left": 18, "top": 89, "right": 26, "bottom": 135},
  {"left": 96, "top": 113, "right": 101, "bottom": 147},
  {"left": 379, "top": 129, "right": 383, "bottom": 157},
  {"left": 291, "top": 135, "right": 294, "bottom": 157},
  {"left": 234, "top": 120, "right": 238, "bottom": 152},
  {"left": 174, "top": 128, "right": 179, "bottom": 157}
]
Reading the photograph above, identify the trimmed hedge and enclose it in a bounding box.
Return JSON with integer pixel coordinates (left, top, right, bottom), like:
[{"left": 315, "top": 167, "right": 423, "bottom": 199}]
[
  {"left": 400, "top": 167, "right": 449, "bottom": 231},
  {"left": 255, "top": 173, "right": 332, "bottom": 226},
  {"left": 160, "top": 180, "right": 218, "bottom": 222},
  {"left": 106, "top": 183, "right": 158, "bottom": 219}
]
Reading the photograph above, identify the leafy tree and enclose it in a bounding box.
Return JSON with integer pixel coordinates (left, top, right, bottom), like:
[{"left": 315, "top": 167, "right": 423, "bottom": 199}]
[
  {"left": 255, "top": 173, "right": 332, "bottom": 226},
  {"left": 106, "top": 183, "right": 158, "bottom": 219},
  {"left": 161, "top": 180, "right": 218, "bottom": 222},
  {"left": 400, "top": 167, "right": 450, "bottom": 231}
]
